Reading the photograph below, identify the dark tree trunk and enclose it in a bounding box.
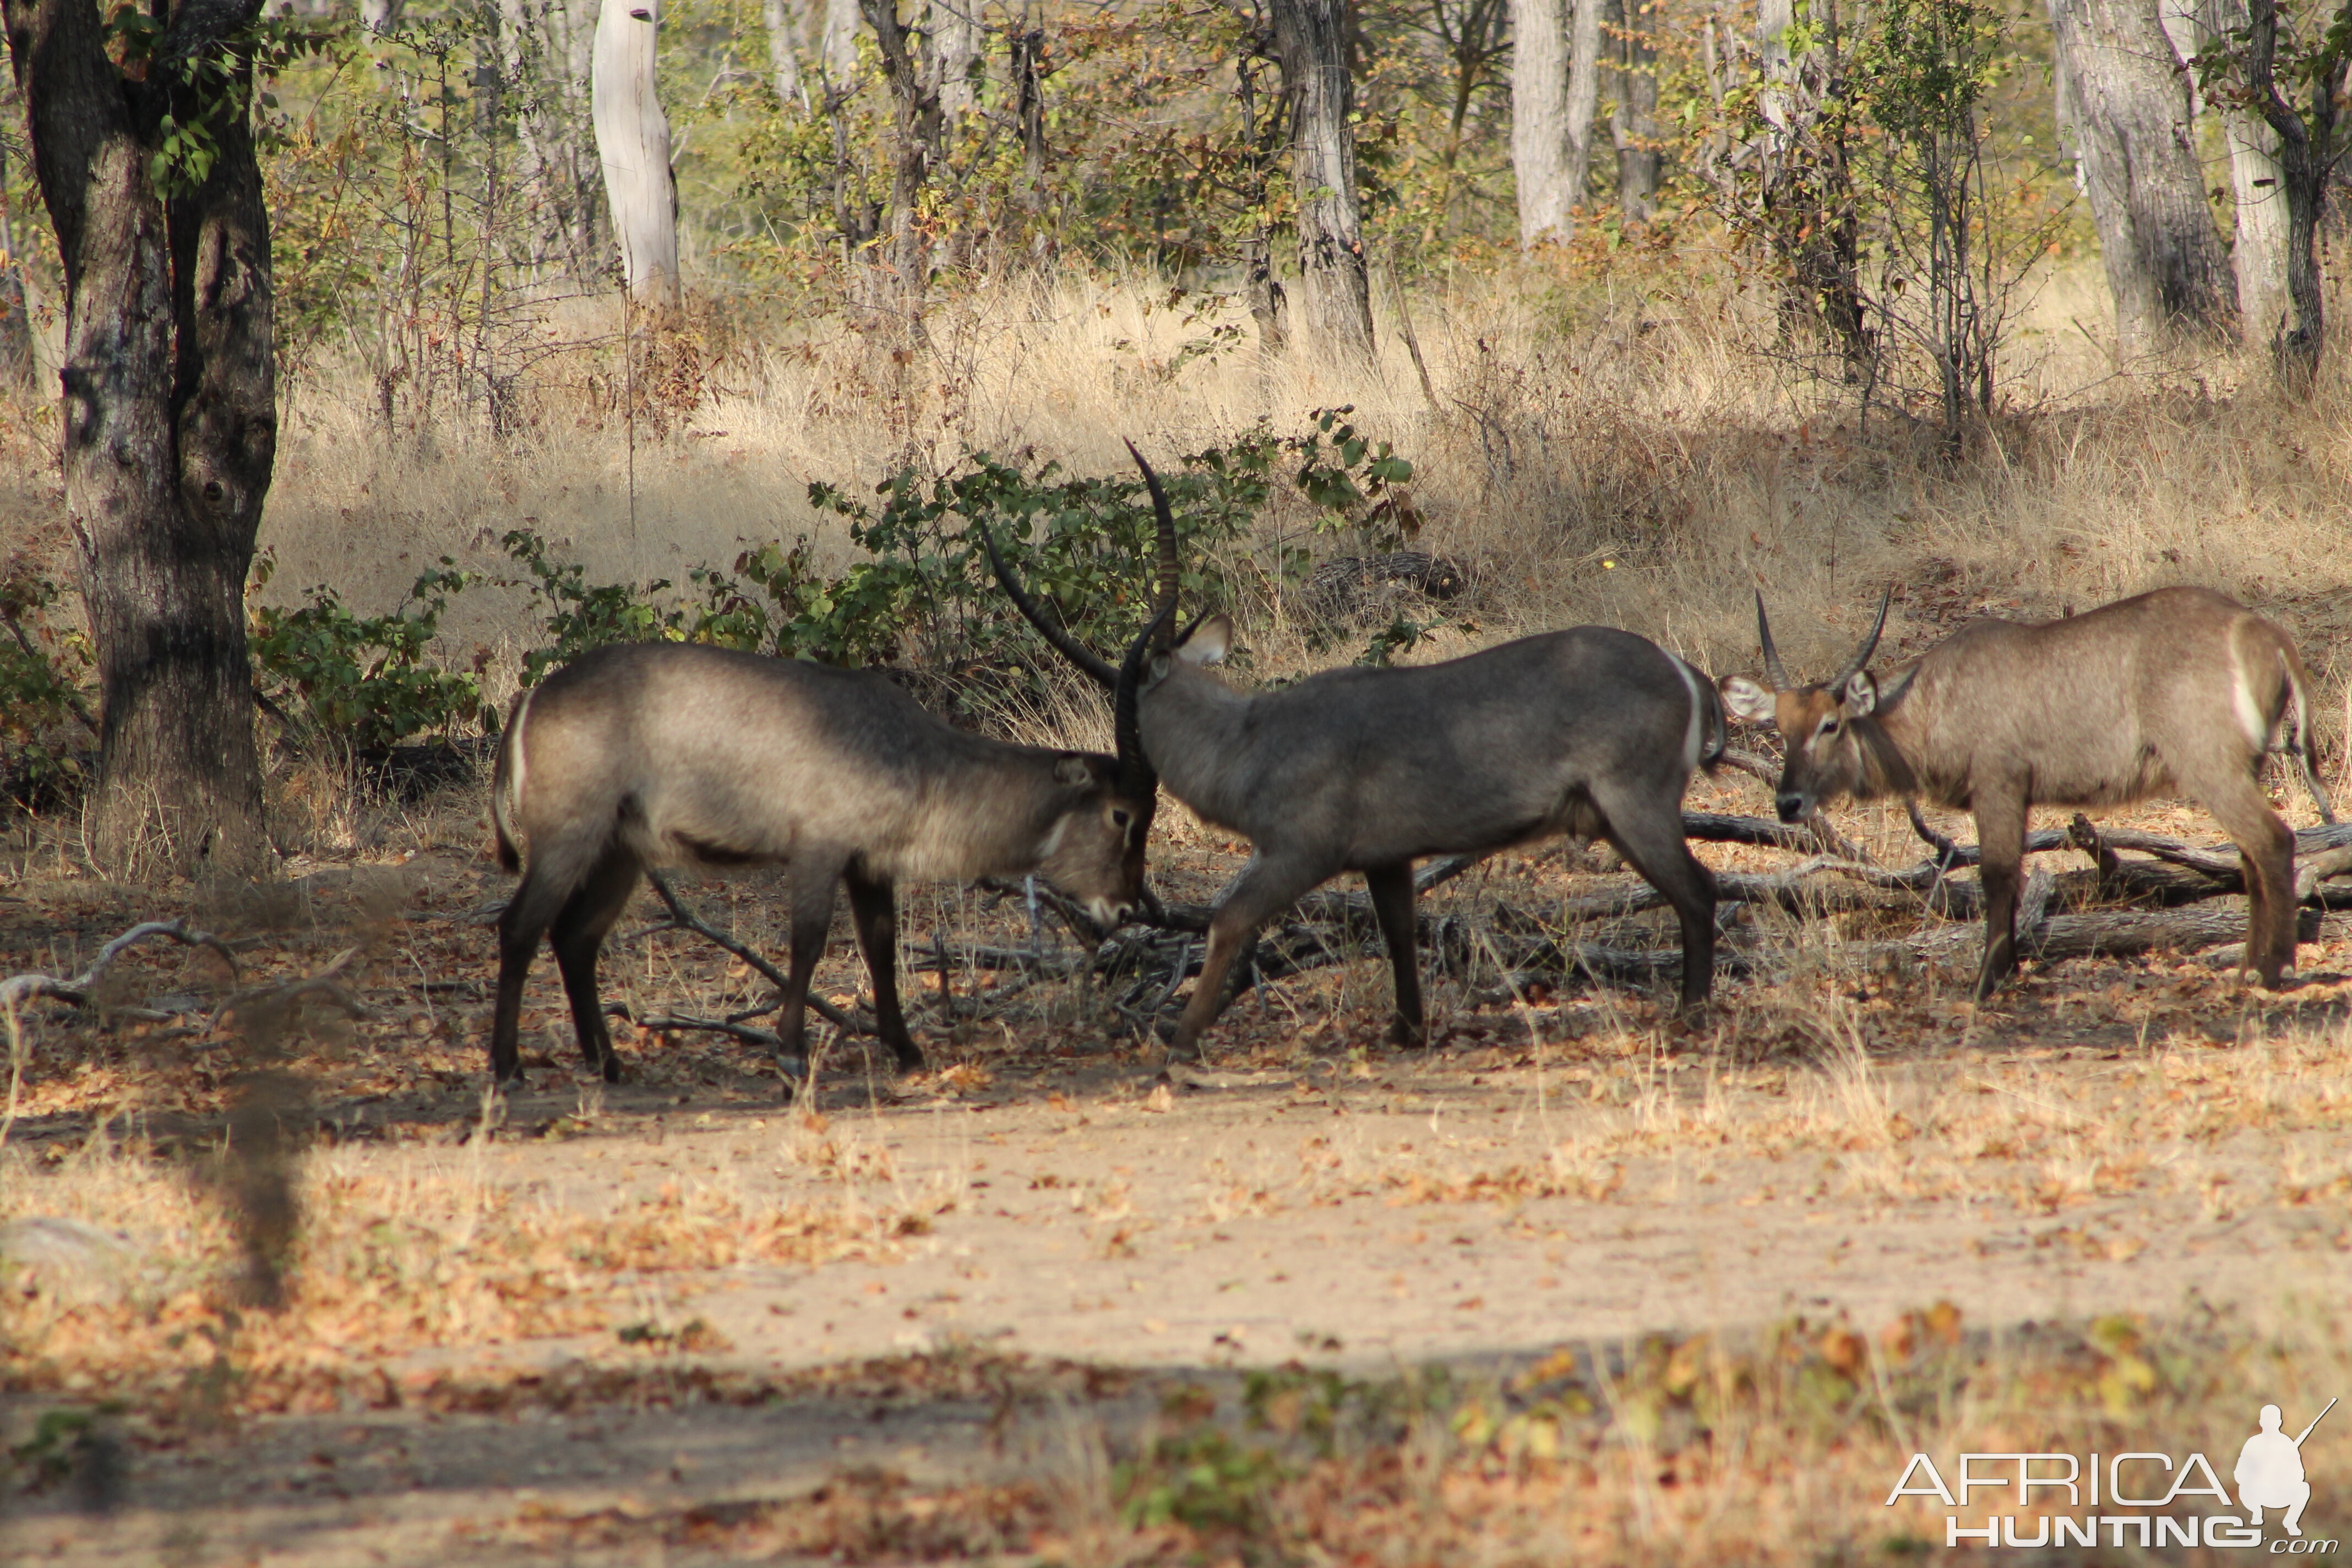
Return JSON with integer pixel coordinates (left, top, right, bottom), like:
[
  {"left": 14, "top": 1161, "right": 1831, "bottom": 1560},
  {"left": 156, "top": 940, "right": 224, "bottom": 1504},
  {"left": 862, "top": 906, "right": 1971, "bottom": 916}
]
[
  {"left": 862, "top": 0, "right": 940, "bottom": 316},
  {"left": 1011, "top": 5, "right": 1053, "bottom": 264},
  {"left": 2048, "top": 0, "right": 2238, "bottom": 354},
  {"left": 1608, "top": 0, "right": 1658, "bottom": 221},
  {"left": 3, "top": 0, "right": 276, "bottom": 877},
  {"left": 1271, "top": 0, "right": 1371, "bottom": 358},
  {"left": 1234, "top": 40, "right": 1289, "bottom": 352}
]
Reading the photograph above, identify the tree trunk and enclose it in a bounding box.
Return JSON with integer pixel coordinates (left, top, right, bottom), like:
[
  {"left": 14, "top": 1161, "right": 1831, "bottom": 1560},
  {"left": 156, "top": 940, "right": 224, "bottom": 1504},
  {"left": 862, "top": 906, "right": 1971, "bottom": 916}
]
[
  {"left": 3, "top": 0, "right": 277, "bottom": 878},
  {"left": 1608, "top": 0, "right": 1658, "bottom": 221},
  {"left": 591, "top": 0, "right": 679, "bottom": 305},
  {"left": 862, "top": 0, "right": 939, "bottom": 311},
  {"left": 360, "top": 0, "right": 402, "bottom": 31},
  {"left": 2048, "top": 0, "right": 2237, "bottom": 355},
  {"left": 1272, "top": 0, "right": 1372, "bottom": 356},
  {"left": 821, "top": 0, "right": 858, "bottom": 82},
  {"left": 1510, "top": 0, "right": 1602, "bottom": 243},
  {"left": 927, "top": 0, "right": 977, "bottom": 130},
  {"left": 2244, "top": 0, "right": 2342, "bottom": 383},
  {"left": 764, "top": 0, "right": 807, "bottom": 108},
  {"left": 1011, "top": 4, "right": 1054, "bottom": 262},
  {"left": 2192, "top": 0, "right": 2290, "bottom": 349}
]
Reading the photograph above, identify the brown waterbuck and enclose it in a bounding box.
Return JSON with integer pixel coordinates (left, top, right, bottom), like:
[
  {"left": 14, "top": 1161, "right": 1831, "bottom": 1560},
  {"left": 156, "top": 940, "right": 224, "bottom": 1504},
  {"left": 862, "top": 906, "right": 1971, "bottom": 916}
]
[
  {"left": 1721, "top": 588, "right": 2334, "bottom": 998},
  {"left": 485, "top": 637, "right": 1162, "bottom": 1085},
  {"left": 986, "top": 447, "right": 1724, "bottom": 1059}
]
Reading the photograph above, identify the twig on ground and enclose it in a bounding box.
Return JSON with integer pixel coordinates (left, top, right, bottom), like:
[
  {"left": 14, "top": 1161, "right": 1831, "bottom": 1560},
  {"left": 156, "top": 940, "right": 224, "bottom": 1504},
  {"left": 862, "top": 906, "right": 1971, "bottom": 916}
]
[
  {"left": 0, "top": 920, "right": 241, "bottom": 1014},
  {"left": 637, "top": 871, "right": 873, "bottom": 1037}
]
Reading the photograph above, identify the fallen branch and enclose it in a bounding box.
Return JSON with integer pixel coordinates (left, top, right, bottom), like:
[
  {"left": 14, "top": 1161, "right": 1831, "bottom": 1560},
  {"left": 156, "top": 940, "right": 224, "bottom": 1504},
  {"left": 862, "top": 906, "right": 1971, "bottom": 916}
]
[
  {"left": 638, "top": 872, "right": 874, "bottom": 1037},
  {"left": 0, "top": 920, "right": 240, "bottom": 1014},
  {"left": 605, "top": 1003, "right": 784, "bottom": 1050}
]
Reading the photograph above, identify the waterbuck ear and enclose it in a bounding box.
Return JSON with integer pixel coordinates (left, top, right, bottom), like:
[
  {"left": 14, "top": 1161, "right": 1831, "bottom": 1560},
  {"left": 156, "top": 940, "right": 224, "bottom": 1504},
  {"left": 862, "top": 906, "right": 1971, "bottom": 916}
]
[
  {"left": 1175, "top": 614, "right": 1232, "bottom": 666},
  {"left": 1053, "top": 754, "right": 1099, "bottom": 788},
  {"left": 1841, "top": 669, "right": 1879, "bottom": 717},
  {"left": 1719, "top": 675, "right": 1777, "bottom": 726}
]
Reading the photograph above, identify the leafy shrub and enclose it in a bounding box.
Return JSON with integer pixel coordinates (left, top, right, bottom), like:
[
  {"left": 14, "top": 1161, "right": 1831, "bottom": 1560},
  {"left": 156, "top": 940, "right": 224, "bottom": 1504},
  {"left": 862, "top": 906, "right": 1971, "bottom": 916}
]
[
  {"left": 0, "top": 568, "right": 96, "bottom": 809},
  {"left": 247, "top": 554, "right": 483, "bottom": 752}
]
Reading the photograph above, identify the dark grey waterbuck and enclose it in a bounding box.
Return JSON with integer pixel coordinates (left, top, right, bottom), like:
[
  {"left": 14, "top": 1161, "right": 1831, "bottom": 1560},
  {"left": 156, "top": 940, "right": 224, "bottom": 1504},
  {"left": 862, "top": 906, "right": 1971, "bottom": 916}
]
[
  {"left": 486, "top": 639, "right": 1161, "bottom": 1084},
  {"left": 987, "top": 448, "right": 1724, "bottom": 1059},
  {"left": 1721, "top": 588, "right": 2334, "bottom": 998}
]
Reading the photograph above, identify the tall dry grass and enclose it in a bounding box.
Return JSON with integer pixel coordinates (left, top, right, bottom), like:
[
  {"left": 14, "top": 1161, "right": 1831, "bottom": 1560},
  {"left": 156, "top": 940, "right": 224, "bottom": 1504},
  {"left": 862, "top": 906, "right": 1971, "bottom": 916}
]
[{"left": 238, "top": 255, "right": 2352, "bottom": 728}]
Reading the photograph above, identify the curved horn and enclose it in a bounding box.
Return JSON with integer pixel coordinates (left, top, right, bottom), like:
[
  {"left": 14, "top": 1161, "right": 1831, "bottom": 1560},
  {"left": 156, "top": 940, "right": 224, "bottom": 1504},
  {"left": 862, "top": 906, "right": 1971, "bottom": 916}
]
[
  {"left": 1113, "top": 599, "right": 1175, "bottom": 798},
  {"left": 1755, "top": 591, "right": 1791, "bottom": 689},
  {"left": 1835, "top": 590, "right": 1891, "bottom": 688},
  {"left": 1125, "top": 439, "right": 1179, "bottom": 651},
  {"left": 979, "top": 524, "right": 1118, "bottom": 691}
]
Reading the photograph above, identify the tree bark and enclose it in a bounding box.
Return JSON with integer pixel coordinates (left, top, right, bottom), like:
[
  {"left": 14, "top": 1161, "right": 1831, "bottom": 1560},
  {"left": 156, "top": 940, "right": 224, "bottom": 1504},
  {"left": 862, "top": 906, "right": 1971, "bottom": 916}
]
[
  {"left": 2243, "top": 0, "right": 2342, "bottom": 382},
  {"left": 763, "top": 0, "right": 806, "bottom": 108},
  {"left": 1607, "top": 0, "right": 1658, "bottom": 221},
  {"left": 862, "top": 0, "right": 939, "bottom": 309},
  {"left": 2048, "top": 0, "right": 2237, "bottom": 355},
  {"left": 2177, "top": 0, "right": 2289, "bottom": 349},
  {"left": 1011, "top": 3, "right": 1054, "bottom": 260},
  {"left": 3, "top": 0, "right": 276, "bottom": 877},
  {"left": 821, "top": 0, "right": 858, "bottom": 82},
  {"left": 591, "top": 0, "right": 678, "bottom": 305},
  {"left": 1510, "top": 0, "right": 1602, "bottom": 243},
  {"left": 1272, "top": 0, "right": 1372, "bottom": 356},
  {"left": 927, "top": 0, "right": 977, "bottom": 129}
]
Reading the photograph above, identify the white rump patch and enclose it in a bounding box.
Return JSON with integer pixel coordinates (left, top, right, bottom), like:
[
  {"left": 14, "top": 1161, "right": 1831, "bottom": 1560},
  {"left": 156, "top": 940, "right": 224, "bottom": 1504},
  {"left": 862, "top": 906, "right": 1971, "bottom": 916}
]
[
  {"left": 507, "top": 687, "right": 535, "bottom": 816},
  {"left": 2230, "top": 640, "right": 2266, "bottom": 751},
  {"left": 1672, "top": 658, "right": 1706, "bottom": 773}
]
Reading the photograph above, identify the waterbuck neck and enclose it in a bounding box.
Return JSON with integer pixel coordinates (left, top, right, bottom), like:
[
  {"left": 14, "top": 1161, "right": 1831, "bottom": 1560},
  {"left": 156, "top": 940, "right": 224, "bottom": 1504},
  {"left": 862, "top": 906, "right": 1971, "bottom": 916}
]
[
  {"left": 885, "top": 744, "right": 1086, "bottom": 883},
  {"left": 1137, "top": 666, "right": 1260, "bottom": 833}
]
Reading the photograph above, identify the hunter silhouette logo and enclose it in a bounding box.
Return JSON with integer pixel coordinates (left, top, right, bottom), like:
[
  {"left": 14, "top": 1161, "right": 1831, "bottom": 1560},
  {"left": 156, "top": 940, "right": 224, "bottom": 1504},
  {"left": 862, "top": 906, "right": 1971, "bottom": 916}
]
[
  {"left": 2241, "top": 1400, "right": 2333, "bottom": 1538},
  {"left": 1885, "top": 1397, "right": 2338, "bottom": 1550}
]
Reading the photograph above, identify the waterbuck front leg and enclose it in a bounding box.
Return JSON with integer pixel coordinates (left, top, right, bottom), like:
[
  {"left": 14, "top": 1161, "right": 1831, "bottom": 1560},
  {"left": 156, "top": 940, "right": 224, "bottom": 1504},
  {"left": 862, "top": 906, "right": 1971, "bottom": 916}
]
[
  {"left": 1168, "top": 854, "right": 1328, "bottom": 1062},
  {"left": 775, "top": 852, "right": 850, "bottom": 1071},
  {"left": 845, "top": 864, "right": 925, "bottom": 1071},
  {"left": 1970, "top": 791, "right": 2029, "bottom": 1000},
  {"left": 1592, "top": 783, "right": 1718, "bottom": 1012},
  {"left": 547, "top": 847, "right": 645, "bottom": 1082},
  {"left": 1363, "top": 861, "right": 1427, "bottom": 1047}
]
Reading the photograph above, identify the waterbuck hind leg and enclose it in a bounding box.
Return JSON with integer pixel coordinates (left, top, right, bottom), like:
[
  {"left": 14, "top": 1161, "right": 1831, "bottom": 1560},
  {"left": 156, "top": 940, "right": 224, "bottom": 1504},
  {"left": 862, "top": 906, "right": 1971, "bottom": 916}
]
[
  {"left": 2192, "top": 771, "right": 2299, "bottom": 986},
  {"left": 845, "top": 866, "right": 924, "bottom": 1071},
  {"left": 1170, "top": 856, "right": 1327, "bottom": 1061},
  {"left": 548, "top": 847, "right": 645, "bottom": 1082},
  {"left": 1592, "top": 788, "right": 1718, "bottom": 1011},
  {"left": 1363, "top": 862, "right": 1427, "bottom": 1046},
  {"left": 491, "top": 859, "right": 583, "bottom": 1085},
  {"left": 1971, "top": 796, "right": 2029, "bottom": 1000}
]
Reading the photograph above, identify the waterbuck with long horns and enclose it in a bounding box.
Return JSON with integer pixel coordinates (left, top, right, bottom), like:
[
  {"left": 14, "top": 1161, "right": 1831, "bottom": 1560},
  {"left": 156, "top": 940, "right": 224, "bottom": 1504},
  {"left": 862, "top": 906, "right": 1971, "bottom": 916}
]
[
  {"left": 485, "top": 638, "right": 1161, "bottom": 1085},
  {"left": 1721, "top": 589, "right": 2334, "bottom": 998},
  {"left": 986, "top": 445, "right": 1724, "bottom": 1059}
]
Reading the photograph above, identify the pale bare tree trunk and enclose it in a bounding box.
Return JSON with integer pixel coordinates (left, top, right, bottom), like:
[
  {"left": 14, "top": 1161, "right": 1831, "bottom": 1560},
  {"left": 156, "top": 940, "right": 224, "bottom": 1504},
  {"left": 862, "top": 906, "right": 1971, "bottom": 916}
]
[
  {"left": 360, "top": 0, "right": 403, "bottom": 32},
  {"left": 928, "top": 0, "right": 977, "bottom": 129},
  {"left": 592, "top": 0, "right": 679, "bottom": 304},
  {"left": 1272, "top": 0, "right": 1372, "bottom": 356},
  {"left": 2175, "top": 0, "right": 2290, "bottom": 349},
  {"left": 1608, "top": 0, "right": 1658, "bottom": 221},
  {"left": 764, "top": 0, "right": 807, "bottom": 108},
  {"left": 2048, "top": 0, "right": 2236, "bottom": 355},
  {"left": 821, "top": 0, "right": 859, "bottom": 82},
  {"left": 1510, "top": 0, "right": 1602, "bottom": 244}
]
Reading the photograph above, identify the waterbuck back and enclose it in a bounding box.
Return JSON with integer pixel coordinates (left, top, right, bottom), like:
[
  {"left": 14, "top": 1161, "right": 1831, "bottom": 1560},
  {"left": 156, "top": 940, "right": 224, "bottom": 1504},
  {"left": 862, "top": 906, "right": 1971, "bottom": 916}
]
[
  {"left": 1722, "top": 586, "right": 2332, "bottom": 997},
  {"left": 486, "top": 641, "right": 1154, "bottom": 1085},
  {"left": 988, "top": 445, "right": 1725, "bottom": 1060}
]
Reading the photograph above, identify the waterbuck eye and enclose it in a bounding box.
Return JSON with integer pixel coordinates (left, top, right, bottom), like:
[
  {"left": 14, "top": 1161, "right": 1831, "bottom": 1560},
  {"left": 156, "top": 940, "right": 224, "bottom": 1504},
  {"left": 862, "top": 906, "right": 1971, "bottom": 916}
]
[
  {"left": 1818, "top": 717, "right": 1840, "bottom": 738},
  {"left": 1112, "top": 809, "right": 1133, "bottom": 829}
]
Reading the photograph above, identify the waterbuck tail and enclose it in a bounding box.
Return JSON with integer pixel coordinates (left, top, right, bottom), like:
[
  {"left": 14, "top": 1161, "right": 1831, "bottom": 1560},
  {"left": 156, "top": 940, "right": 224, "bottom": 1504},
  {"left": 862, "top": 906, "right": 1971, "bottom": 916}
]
[
  {"left": 979, "top": 523, "right": 1119, "bottom": 690},
  {"left": 490, "top": 687, "right": 534, "bottom": 872},
  {"left": 2284, "top": 650, "right": 2337, "bottom": 825}
]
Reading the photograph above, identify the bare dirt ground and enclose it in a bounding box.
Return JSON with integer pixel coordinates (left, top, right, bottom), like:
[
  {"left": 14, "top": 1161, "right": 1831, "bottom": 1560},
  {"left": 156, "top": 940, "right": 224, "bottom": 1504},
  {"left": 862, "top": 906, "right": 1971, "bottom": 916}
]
[{"left": 7, "top": 767, "right": 2352, "bottom": 1564}]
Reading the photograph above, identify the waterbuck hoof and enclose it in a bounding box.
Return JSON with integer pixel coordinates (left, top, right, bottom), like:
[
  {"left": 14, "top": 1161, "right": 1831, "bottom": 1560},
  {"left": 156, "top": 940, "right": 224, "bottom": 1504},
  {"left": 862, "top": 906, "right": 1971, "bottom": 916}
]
[{"left": 1386, "top": 1017, "right": 1428, "bottom": 1050}]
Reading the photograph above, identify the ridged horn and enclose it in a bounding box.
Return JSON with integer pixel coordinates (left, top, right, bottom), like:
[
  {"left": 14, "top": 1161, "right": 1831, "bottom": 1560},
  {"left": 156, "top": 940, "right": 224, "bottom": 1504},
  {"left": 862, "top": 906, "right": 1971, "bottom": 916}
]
[
  {"left": 1755, "top": 591, "right": 1791, "bottom": 689},
  {"left": 979, "top": 523, "right": 1118, "bottom": 691},
  {"left": 1113, "top": 600, "right": 1175, "bottom": 798},
  {"left": 1835, "top": 591, "right": 1891, "bottom": 688},
  {"left": 1125, "top": 439, "right": 1179, "bottom": 651}
]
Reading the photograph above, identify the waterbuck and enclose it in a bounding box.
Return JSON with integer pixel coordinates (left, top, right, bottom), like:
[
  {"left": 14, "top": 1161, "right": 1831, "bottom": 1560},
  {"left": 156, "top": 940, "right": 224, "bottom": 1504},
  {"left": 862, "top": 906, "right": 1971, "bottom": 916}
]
[
  {"left": 486, "top": 637, "right": 1162, "bottom": 1085},
  {"left": 1720, "top": 588, "right": 2334, "bottom": 998},
  {"left": 986, "top": 447, "right": 1724, "bottom": 1059}
]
